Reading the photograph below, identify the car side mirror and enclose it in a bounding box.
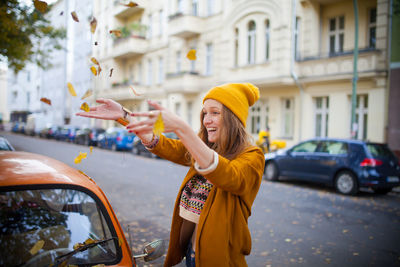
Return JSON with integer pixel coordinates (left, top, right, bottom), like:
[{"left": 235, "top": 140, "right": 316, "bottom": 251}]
[{"left": 133, "top": 239, "right": 166, "bottom": 262}]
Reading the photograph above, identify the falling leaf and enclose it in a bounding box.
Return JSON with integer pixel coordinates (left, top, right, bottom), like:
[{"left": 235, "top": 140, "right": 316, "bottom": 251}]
[
  {"left": 186, "top": 49, "right": 196, "bottom": 60},
  {"left": 109, "top": 30, "right": 122, "bottom": 37},
  {"left": 94, "top": 41, "right": 98, "bottom": 45},
  {"left": 90, "top": 146, "right": 93, "bottom": 154},
  {"left": 121, "top": 1, "right": 138, "bottom": 7},
  {"left": 98, "top": 65, "right": 102, "bottom": 75},
  {"left": 74, "top": 156, "right": 82, "bottom": 164},
  {"left": 84, "top": 238, "right": 95, "bottom": 245},
  {"left": 59, "top": 11, "right": 63, "bottom": 16},
  {"left": 40, "top": 97, "right": 51, "bottom": 105},
  {"left": 342, "top": 229, "right": 349, "bottom": 234},
  {"left": 71, "top": 11, "right": 79, "bottom": 22},
  {"left": 91, "top": 57, "right": 99, "bottom": 65},
  {"left": 67, "top": 82, "right": 77, "bottom": 96},
  {"left": 90, "top": 66, "right": 98, "bottom": 76},
  {"left": 90, "top": 17, "right": 97, "bottom": 34},
  {"left": 118, "top": 238, "right": 123, "bottom": 247},
  {"left": 74, "top": 152, "right": 87, "bottom": 164},
  {"left": 80, "top": 102, "right": 90, "bottom": 112},
  {"left": 30, "top": 240, "right": 45, "bottom": 255},
  {"left": 109, "top": 68, "right": 114, "bottom": 77},
  {"left": 81, "top": 89, "right": 93, "bottom": 100},
  {"left": 34, "top": 0, "right": 47, "bottom": 13},
  {"left": 130, "top": 86, "right": 141, "bottom": 96},
  {"left": 152, "top": 113, "right": 164, "bottom": 136},
  {"left": 80, "top": 152, "right": 87, "bottom": 159}
]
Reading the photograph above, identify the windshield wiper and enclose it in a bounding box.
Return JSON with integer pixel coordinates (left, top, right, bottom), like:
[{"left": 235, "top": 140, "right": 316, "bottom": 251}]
[{"left": 53, "top": 237, "right": 116, "bottom": 267}]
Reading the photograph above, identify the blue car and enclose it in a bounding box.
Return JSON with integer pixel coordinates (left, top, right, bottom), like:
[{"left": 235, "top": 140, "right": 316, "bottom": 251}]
[
  {"left": 264, "top": 138, "right": 400, "bottom": 195},
  {"left": 98, "top": 127, "right": 135, "bottom": 151},
  {"left": 55, "top": 126, "right": 80, "bottom": 142}
]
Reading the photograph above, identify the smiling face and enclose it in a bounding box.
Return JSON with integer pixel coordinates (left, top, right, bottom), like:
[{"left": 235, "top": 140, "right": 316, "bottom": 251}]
[{"left": 202, "top": 99, "right": 223, "bottom": 143}]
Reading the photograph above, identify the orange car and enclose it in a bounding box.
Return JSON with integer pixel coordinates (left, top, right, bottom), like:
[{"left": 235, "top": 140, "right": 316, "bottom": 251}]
[{"left": 0, "top": 151, "right": 165, "bottom": 266}]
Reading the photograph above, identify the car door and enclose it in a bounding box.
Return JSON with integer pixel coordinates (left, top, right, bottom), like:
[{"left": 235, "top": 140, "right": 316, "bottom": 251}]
[{"left": 278, "top": 140, "right": 319, "bottom": 179}]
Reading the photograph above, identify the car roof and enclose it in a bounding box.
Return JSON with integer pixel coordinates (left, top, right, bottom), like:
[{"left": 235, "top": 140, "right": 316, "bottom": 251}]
[
  {"left": 0, "top": 151, "right": 98, "bottom": 189},
  {"left": 303, "top": 138, "right": 372, "bottom": 145}
]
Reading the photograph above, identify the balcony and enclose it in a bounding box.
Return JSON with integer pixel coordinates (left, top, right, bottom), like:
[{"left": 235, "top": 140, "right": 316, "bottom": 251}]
[
  {"left": 113, "top": 0, "right": 146, "bottom": 19},
  {"left": 168, "top": 13, "right": 203, "bottom": 38},
  {"left": 165, "top": 72, "right": 204, "bottom": 93},
  {"left": 296, "top": 48, "right": 382, "bottom": 81},
  {"left": 112, "top": 36, "right": 148, "bottom": 60}
]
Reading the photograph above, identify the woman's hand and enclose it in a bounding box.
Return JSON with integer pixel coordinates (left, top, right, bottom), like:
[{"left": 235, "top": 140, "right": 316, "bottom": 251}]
[{"left": 76, "top": 98, "right": 123, "bottom": 120}]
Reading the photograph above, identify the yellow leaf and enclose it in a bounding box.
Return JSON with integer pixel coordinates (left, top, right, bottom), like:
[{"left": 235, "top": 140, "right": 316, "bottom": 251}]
[
  {"left": 67, "top": 83, "right": 77, "bottom": 97},
  {"left": 74, "top": 157, "right": 82, "bottom": 164},
  {"left": 34, "top": 0, "right": 48, "bottom": 13},
  {"left": 152, "top": 113, "right": 164, "bottom": 136},
  {"left": 40, "top": 97, "right": 51, "bottom": 105},
  {"left": 98, "top": 65, "right": 102, "bottom": 75},
  {"left": 90, "top": 146, "right": 93, "bottom": 154},
  {"left": 109, "top": 30, "right": 122, "bottom": 37},
  {"left": 71, "top": 11, "right": 79, "bottom": 22},
  {"left": 30, "top": 240, "right": 45, "bottom": 255},
  {"left": 90, "top": 66, "right": 98, "bottom": 76},
  {"left": 186, "top": 49, "right": 197, "bottom": 60},
  {"left": 80, "top": 152, "right": 87, "bottom": 159},
  {"left": 80, "top": 102, "right": 90, "bottom": 112},
  {"left": 84, "top": 238, "right": 95, "bottom": 245},
  {"left": 90, "top": 57, "right": 99, "bottom": 65},
  {"left": 130, "top": 86, "right": 141, "bottom": 96},
  {"left": 81, "top": 89, "right": 93, "bottom": 100},
  {"left": 122, "top": 1, "right": 138, "bottom": 7},
  {"left": 90, "top": 17, "right": 97, "bottom": 34},
  {"left": 118, "top": 238, "right": 123, "bottom": 247}
]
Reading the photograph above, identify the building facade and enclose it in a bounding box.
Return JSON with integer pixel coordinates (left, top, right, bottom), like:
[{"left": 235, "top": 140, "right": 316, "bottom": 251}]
[{"left": 93, "top": 0, "right": 394, "bottom": 148}]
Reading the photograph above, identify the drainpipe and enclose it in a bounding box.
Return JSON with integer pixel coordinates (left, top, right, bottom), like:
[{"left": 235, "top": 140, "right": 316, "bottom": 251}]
[
  {"left": 291, "top": 0, "right": 304, "bottom": 141},
  {"left": 350, "top": 0, "right": 359, "bottom": 139}
]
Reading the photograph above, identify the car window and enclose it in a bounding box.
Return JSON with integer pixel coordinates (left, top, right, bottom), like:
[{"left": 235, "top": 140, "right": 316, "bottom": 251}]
[
  {"left": 319, "top": 141, "right": 348, "bottom": 155},
  {"left": 292, "top": 141, "right": 319, "bottom": 153},
  {"left": 367, "top": 144, "right": 395, "bottom": 158},
  {"left": 0, "top": 188, "right": 119, "bottom": 266}
]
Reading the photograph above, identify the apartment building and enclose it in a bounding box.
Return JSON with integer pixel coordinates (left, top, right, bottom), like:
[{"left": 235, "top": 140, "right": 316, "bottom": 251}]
[{"left": 94, "top": 0, "right": 392, "bottom": 147}]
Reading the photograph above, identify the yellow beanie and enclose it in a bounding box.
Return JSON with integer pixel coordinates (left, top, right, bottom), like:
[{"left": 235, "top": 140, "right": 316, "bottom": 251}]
[{"left": 203, "top": 83, "right": 260, "bottom": 126}]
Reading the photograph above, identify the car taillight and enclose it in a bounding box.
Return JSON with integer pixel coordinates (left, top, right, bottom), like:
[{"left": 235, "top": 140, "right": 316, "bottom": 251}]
[
  {"left": 90, "top": 133, "right": 94, "bottom": 139},
  {"left": 360, "top": 158, "right": 383, "bottom": 167}
]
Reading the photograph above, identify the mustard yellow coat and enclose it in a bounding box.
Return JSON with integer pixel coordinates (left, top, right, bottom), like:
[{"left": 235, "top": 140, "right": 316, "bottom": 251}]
[{"left": 151, "top": 135, "right": 265, "bottom": 267}]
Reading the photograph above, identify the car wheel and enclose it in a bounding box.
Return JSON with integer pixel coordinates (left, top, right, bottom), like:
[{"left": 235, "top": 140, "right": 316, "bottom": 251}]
[
  {"left": 150, "top": 153, "right": 158, "bottom": 159},
  {"left": 373, "top": 188, "right": 392, "bottom": 195},
  {"left": 133, "top": 147, "right": 140, "bottom": 155},
  {"left": 84, "top": 138, "right": 90, "bottom": 146},
  {"left": 264, "top": 161, "right": 279, "bottom": 181},
  {"left": 111, "top": 143, "right": 117, "bottom": 151},
  {"left": 335, "top": 171, "right": 358, "bottom": 195}
]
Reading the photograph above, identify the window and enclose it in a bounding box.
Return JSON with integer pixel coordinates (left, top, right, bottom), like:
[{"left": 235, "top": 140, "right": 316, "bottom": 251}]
[
  {"left": 355, "top": 94, "right": 368, "bottom": 140},
  {"left": 292, "top": 140, "right": 318, "bottom": 153},
  {"left": 265, "top": 20, "right": 270, "bottom": 61},
  {"left": 205, "top": 43, "right": 213, "bottom": 75},
  {"left": 177, "top": 0, "right": 183, "bottom": 13},
  {"left": 234, "top": 28, "right": 239, "bottom": 66},
  {"left": 158, "top": 57, "right": 164, "bottom": 84},
  {"left": 12, "top": 91, "right": 17, "bottom": 103},
  {"left": 282, "top": 98, "right": 294, "bottom": 138},
  {"left": 247, "top": 21, "right": 256, "bottom": 64},
  {"left": 147, "top": 59, "right": 152, "bottom": 86},
  {"left": 159, "top": 10, "right": 164, "bottom": 36},
  {"left": 294, "top": 17, "right": 300, "bottom": 60},
  {"left": 147, "top": 14, "right": 152, "bottom": 39},
  {"left": 318, "top": 141, "right": 348, "bottom": 155},
  {"left": 27, "top": 92, "right": 30, "bottom": 105},
  {"left": 176, "top": 51, "right": 181, "bottom": 73},
  {"left": 250, "top": 105, "right": 261, "bottom": 134},
  {"left": 192, "top": 0, "right": 198, "bottom": 16},
  {"left": 368, "top": 8, "right": 376, "bottom": 48},
  {"left": 187, "top": 101, "right": 193, "bottom": 126},
  {"left": 207, "top": 0, "right": 213, "bottom": 16},
  {"left": 315, "top": 97, "right": 329, "bottom": 138},
  {"left": 190, "top": 46, "right": 196, "bottom": 72},
  {"left": 329, "top": 16, "right": 344, "bottom": 55},
  {"left": 175, "top": 102, "right": 181, "bottom": 117}
]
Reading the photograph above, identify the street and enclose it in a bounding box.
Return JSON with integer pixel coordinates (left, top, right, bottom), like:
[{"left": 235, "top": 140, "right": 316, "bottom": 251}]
[{"left": 2, "top": 132, "right": 400, "bottom": 267}]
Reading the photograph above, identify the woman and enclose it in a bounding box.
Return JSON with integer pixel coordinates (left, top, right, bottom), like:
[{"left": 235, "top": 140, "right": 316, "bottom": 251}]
[{"left": 76, "top": 83, "right": 265, "bottom": 267}]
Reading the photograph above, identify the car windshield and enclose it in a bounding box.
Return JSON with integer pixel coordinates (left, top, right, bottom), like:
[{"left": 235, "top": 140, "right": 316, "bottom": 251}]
[
  {"left": 0, "top": 188, "right": 119, "bottom": 266},
  {"left": 366, "top": 143, "right": 395, "bottom": 158}
]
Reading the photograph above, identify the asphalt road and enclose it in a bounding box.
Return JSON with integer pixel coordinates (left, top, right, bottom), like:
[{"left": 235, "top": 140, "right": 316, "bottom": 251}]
[{"left": 2, "top": 132, "right": 400, "bottom": 267}]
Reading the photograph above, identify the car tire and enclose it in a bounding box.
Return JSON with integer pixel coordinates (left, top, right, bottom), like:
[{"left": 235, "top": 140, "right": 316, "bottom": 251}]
[
  {"left": 111, "top": 143, "right": 117, "bottom": 151},
  {"left": 133, "top": 147, "right": 140, "bottom": 155},
  {"left": 373, "top": 188, "right": 392, "bottom": 195},
  {"left": 150, "top": 153, "right": 158, "bottom": 159},
  {"left": 264, "top": 161, "right": 279, "bottom": 181},
  {"left": 334, "top": 171, "right": 358, "bottom": 195},
  {"left": 84, "top": 138, "right": 90, "bottom": 146}
]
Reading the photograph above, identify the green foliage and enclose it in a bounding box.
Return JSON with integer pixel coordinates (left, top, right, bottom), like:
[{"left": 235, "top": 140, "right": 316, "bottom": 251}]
[{"left": 0, "top": 0, "right": 66, "bottom": 73}]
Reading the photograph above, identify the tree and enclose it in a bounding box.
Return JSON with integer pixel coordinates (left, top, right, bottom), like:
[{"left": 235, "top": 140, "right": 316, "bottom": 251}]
[{"left": 0, "top": 0, "right": 66, "bottom": 73}]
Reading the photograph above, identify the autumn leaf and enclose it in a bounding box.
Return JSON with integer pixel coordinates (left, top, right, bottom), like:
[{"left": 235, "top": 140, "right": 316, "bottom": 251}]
[
  {"left": 91, "top": 57, "right": 99, "bottom": 65},
  {"left": 84, "top": 238, "right": 95, "bottom": 245},
  {"left": 30, "top": 240, "right": 45, "bottom": 255},
  {"left": 130, "top": 86, "right": 141, "bottom": 96},
  {"left": 74, "top": 152, "right": 87, "bottom": 164},
  {"left": 90, "top": 17, "right": 97, "bottom": 34},
  {"left": 34, "top": 0, "right": 48, "bottom": 13},
  {"left": 94, "top": 41, "right": 98, "bottom": 45},
  {"left": 153, "top": 113, "right": 164, "bottom": 136},
  {"left": 81, "top": 89, "right": 93, "bottom": 100},
  {"left": 90, "top": 146, "right": 93, "bottom": 154},
  {"left": 118, "top": 238, "right": 123, "bottom": 247},
  {"left": 80, "top": 102, "right": 90, "bottom": 112},
  {"left": 186, "top": 49, "right": 197, "bottom": 60},
  {"left": 98, "top": 65, "right": 102, "bottom": 75},
  {"left": 90, "top": 66, "right": 98, "bottom": 76},
  {"left": 80, "top": 152, "right": 87, "bottom": 159},
  {"left": 71, "top": 11, "right": 79, "bottom": 22},
  {"left": 109, "top": 30, "right": 122, "bottom": 37},
  {"left": 109, "top": 68, "right": 114, "bottom": 77},
  {"left": 40, "top": 97, "right": 51, "bottom": 105},
  {"left": 121, "top": 1, "right": 138, "bottom": 7},
  {"left": 67, "top": 82, "right": 77, "bottom": 96}
]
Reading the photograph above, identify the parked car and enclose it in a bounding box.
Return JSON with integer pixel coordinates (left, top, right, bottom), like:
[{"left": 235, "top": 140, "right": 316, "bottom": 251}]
[
  {"left": 133, "top": 132, "right": 178, "bottom": 158},
  {"left": 264, "top": 138, "right": 400, "bottom": 195},
  {"left": 75, "top": 127, "right": 105, "bottom": 146},
  {"left": 39, "top": 125, "right": 62, "bottom": 139},
  {"left": 0, "top": 151, "right": 165, "bottom": 266},
  {"left": 98, "top": 127, "right": 135, "bottom": 151},
  {"left": 55, "top": 125, "right": 80, "bottom": 142},
  {"left": 0, "top": 136, "right": 15, "bottom": 151}
]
